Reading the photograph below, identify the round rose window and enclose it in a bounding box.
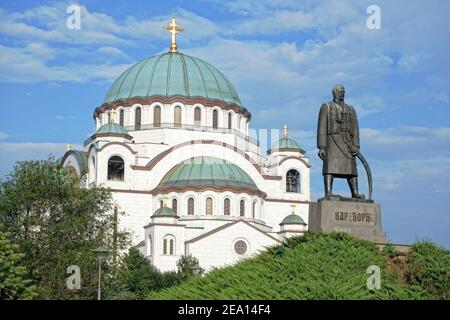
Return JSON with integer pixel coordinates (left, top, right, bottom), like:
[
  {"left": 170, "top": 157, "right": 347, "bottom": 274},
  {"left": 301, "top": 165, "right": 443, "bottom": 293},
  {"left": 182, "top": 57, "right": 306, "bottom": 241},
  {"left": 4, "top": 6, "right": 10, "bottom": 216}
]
[{"left": 234, "top": 240, "right": 247, "bottom": 255}]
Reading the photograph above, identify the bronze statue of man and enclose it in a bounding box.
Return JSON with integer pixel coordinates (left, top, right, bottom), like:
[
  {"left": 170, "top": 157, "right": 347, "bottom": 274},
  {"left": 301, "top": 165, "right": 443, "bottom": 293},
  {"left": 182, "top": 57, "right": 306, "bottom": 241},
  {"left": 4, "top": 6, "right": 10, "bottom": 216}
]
[{"left": 317, "top": 84, "right": 365, "bottom": 199}]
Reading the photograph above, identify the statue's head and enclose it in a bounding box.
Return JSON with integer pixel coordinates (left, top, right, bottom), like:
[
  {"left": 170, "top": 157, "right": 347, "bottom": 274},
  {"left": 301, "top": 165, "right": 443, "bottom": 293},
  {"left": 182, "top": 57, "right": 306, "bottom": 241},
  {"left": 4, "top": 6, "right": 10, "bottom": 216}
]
[{"left": 332, "top": 84, "right": 345, "bottom": 102}]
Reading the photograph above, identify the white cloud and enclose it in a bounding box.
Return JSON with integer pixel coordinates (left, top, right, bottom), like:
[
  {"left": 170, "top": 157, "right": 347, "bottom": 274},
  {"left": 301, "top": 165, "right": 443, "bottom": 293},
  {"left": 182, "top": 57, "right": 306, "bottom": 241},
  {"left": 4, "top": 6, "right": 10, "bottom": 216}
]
[
  {"left": 0, "top": 142, "right": 82, "bottom": 178},
  {"left": 0, "top": 44, "right": 131, "bottom": 83}
]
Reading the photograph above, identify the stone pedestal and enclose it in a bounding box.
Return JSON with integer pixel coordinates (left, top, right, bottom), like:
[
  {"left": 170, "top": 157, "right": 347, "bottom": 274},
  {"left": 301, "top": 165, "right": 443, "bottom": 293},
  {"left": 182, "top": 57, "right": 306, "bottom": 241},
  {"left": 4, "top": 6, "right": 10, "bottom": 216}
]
[{"left": 308, "top": 199, "right": 386, "bottom": 243}]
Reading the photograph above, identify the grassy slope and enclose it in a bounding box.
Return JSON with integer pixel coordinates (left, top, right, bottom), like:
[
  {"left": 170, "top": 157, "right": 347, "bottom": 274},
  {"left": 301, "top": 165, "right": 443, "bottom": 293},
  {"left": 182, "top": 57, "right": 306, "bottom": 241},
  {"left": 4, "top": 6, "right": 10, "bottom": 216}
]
[{"left": 147, "top": 232, "right": 439, "bottom": 300}]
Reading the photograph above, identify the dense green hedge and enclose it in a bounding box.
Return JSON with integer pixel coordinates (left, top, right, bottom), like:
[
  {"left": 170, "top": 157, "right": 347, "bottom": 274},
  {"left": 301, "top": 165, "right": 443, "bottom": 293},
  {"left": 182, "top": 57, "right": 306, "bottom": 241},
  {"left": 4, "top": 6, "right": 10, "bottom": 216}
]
[
  {"left": 406, "top": 241, "right": 450, "bottom": 299},
  {"left": 147, "top": 232, "right": 434, "bottom": 300}
]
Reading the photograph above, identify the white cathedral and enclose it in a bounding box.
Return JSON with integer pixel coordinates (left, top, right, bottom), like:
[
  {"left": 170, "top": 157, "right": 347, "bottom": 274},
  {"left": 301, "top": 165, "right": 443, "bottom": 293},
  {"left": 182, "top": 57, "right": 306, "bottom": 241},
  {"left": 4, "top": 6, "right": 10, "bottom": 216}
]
[{"left": 60, "top": 18, "right": 311, "bottom": 272}]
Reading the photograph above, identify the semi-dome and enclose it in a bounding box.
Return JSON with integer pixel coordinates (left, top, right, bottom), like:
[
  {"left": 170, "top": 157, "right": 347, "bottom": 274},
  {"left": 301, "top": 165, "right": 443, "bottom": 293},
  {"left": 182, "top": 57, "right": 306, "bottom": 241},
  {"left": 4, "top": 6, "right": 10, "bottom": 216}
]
[
  {"left": 280, "top": 214, "right": 306, "bottom": 225},
  {"left": 103, "top": 52, "right": 241, "bottom": 106},
  {"left": 96, "top": 123, "right": 129, "bottom": 135},
  {"left": 153, "top": 156, "right": 264, "bottom": 196}
]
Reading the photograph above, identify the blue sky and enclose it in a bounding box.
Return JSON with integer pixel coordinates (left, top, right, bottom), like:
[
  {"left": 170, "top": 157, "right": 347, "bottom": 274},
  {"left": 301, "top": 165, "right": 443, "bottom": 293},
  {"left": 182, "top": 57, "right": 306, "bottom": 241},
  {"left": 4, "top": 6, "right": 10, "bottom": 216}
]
[{"left": 0, "top": 0, "right": 449, "bottom": 248}]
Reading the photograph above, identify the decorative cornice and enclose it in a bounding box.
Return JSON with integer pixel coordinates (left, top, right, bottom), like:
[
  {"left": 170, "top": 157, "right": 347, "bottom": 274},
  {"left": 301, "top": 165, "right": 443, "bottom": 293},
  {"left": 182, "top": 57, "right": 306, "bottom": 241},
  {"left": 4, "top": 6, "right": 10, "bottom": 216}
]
[
  {"left": 278, "top": 156, "right": 311, "bottom": 168},
  {"left": 98, "top": 142, "right": 138, "bottom": 154},
  {"left": 132, "top": 139, "right": 283, "bottom": 181},
  {"left": 144, "top": 223, "right": 187, "bottom": 228},
  {"left": 265, "top": 198, "right": 314, "bottom": 204},
  {"left": 186, "top": 219, "right": 281, "bottom": 244},
  {"left": 150, "top": 185, "right": 267, "bottom": 198},
  {"left": 94, "top": 133, "right": 133, "bottom": 140},
  {"left": 267, "top": 147, "right": 306, "bottom": 155},
  {"left": 94, "top": 95, "right": 251, "bottom": 120}
]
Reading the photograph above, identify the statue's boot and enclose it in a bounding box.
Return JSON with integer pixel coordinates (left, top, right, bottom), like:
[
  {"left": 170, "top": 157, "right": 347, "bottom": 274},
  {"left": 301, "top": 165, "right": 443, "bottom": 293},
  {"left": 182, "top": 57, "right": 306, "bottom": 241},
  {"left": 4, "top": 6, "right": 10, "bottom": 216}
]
[{"left": 348, "top": 177, "right": 365, "bottom": 200}]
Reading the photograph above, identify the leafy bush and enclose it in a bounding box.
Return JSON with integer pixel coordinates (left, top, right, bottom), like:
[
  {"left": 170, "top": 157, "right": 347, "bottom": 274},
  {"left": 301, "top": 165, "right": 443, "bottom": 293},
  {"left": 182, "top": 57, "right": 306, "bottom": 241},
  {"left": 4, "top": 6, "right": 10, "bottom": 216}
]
[
  {"left": 382, "top": 244, "right": 399, "bottom": 258},
  {"left": 177, "top": 254, "right": 204, "bottom": 280},
  {"left": 406, "top": 241, "right": 450, "bottom": 299},
  {"left": 106, "top": 248, "right": 181, "bottom": 299}
]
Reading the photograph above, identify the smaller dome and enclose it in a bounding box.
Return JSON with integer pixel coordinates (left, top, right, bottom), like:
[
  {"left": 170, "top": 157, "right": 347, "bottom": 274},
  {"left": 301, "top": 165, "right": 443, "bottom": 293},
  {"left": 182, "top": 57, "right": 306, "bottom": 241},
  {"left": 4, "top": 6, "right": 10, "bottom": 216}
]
[
  {"left": 96, "top": 123, "right": 129, "bottom": 135},
  {"left": 152, "top": 206, "right": 178, "bottom": 218},
  {"left": 272, "top": 138, "right": 302, "bottom": 150},
  {"left": 268, "top": 125, "right": 305, "bottom": 154},
  {"left": 280, "top": 214, "right": 306, "bottom": 225}
]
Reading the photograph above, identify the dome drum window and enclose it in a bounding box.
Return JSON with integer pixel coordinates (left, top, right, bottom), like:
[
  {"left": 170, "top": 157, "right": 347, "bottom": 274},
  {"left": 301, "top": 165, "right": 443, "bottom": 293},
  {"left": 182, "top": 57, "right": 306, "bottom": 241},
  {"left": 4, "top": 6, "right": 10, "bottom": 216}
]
[{"left": 135, "top": 107, "right": 141, "bottom": 130}]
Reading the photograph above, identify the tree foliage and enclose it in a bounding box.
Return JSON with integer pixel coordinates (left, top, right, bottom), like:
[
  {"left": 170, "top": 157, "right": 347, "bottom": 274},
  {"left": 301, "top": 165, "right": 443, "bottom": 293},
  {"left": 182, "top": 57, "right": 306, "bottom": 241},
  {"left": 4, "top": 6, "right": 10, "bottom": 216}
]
[
  {"left": 107, "top": 248, "right": 180, "bottom": 299},
  {"left": 0, "top": 226, "right": 36, "bottom": 299},
  {"left": 0, "top": 159, "right": 130, "bottom": 299},
  {"left": 177, "top": 254, "right": 204, "bottom": 280}
]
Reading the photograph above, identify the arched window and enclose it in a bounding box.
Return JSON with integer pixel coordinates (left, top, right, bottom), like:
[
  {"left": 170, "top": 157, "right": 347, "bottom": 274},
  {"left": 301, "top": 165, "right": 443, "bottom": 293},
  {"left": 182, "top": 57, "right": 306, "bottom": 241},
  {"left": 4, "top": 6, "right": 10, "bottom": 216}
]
[
  {"left": 188, "top": 197, "right": 195, "bottom": 215},
  {"left": 228, "top": 113, "right": 232, "bottom": 129},
  {"left": 108, "top": 112, "right": 111, "bottom": 124},
  {"left": 224, "top": 198, "right": 230, "bottom": 216},
  {"left": 172, "top": 199, "right": 177, "bottom": 213},
  {"left": 160, "top": 199, "right": 163, "bottom": 208},
  {"left": 163, "top": 235, "right": 175, "bottom": 255},
  {"left": 135, "top": 107, "right": 141, "bottom": 130},
  {"left": 169, "top": 239, "right": 174, "bottom": 255},
  {"left": 107, "top": 156, "right": 124, "bottom": 181},
  {"left": 206, "top": 197, "right": 213, "bottom": 215},
  {"left": 174, "top": 106, "right": 181, "bottom": 128},
  {"left": 212, "top": 109, "right": 218, "bottom": 129},
  {"left": 252, "top": 201, "right": 256, "bottom": 219},
  {"left": 119, "top": 109, "right": 124, "bottom": 126},
  {"left": 147, "top": 235, "right": 152, "bottom": 257},
  {"left": 240, "top": 200, "right": 245, "bottom": 217},
  {"left": 286, "top": 169, "right": 301, "bottom": 193},
  {"left": 154, "top": 106, "right": 161, "bottom": 127},
  {"left": 163, "top": 238, "right": 167, "bottom": 255},
  {"left": 194, "top": 107, "right": 201, "bottom": 127}
]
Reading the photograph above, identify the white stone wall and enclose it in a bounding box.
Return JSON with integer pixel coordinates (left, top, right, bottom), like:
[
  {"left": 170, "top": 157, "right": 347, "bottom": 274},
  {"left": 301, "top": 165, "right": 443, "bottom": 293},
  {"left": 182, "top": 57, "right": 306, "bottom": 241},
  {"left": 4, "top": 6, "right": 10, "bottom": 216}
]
[{"left": 186, "top": 221, "right": 280, "bottom": 271}]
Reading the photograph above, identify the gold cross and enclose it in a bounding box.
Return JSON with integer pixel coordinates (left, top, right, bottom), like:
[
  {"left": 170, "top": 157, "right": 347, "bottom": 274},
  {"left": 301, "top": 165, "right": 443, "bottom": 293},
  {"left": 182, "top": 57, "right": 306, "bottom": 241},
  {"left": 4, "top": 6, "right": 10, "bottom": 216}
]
[
  {"left": 162, "top": 195, "right": 168, "bottom": 207},
  {"left": 110, "top": 109, "right": 116, "bottom": 124},
  {"left": 164, "top": 17, "right": 184, "bottom": 53},
  {"left": 283, "top": 124, "right": 288, "bottom": 139},
  {"left": 290, "top": 204, "right": 296, "bottom": 214}
]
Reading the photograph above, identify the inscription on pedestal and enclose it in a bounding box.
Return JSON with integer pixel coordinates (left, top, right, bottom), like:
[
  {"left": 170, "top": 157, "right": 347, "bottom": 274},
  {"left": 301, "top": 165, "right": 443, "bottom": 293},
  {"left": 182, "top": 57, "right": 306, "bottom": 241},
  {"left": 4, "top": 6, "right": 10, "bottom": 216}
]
[
  {"left": 334, "top": 211, "right": 374, "bottom": 225},
  {"left": 308, "top": 199, "right": 386, "bottom": 243}
]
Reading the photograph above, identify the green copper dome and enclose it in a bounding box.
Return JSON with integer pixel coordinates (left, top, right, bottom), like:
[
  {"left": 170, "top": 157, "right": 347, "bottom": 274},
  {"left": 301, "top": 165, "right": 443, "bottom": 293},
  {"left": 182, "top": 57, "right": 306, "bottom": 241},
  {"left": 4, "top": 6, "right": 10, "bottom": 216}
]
[
  {"left": 152, "top": 206, "right": 178, "bottom": 218},
  {"left": 104, "top": 52, "right": 241, "bottom": 106},
  {"left": 269, "top": 138, "right": 304, "bottom": 154},
  {"left": 273, "top": 138, "right": 301, "bottom": 149},
  {"left": 280, "top": 214, "right": 306, "bottom": 225},
  {"left": 155, "top": 156, "right": 260, "bottom": 194},
  {"left": 96, "top": 123, "right": 129, "bottom": 135}
]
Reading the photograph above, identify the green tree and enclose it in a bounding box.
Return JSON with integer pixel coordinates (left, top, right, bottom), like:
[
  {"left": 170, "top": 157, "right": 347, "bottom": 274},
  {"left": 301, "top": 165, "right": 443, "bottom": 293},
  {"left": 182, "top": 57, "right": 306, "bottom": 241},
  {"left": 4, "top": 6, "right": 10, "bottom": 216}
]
[
  {"left": 176, "top": 254, "right": 204, "bottom": 280},
  {"left": 108, "top": 248, "right": 180, "bottom": 299},
  {"left": 0, "top": 159, "right": 130, "bottom": 299},
  {"left": 0, "top": 226, "right": 36, "bottom": 299}
]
